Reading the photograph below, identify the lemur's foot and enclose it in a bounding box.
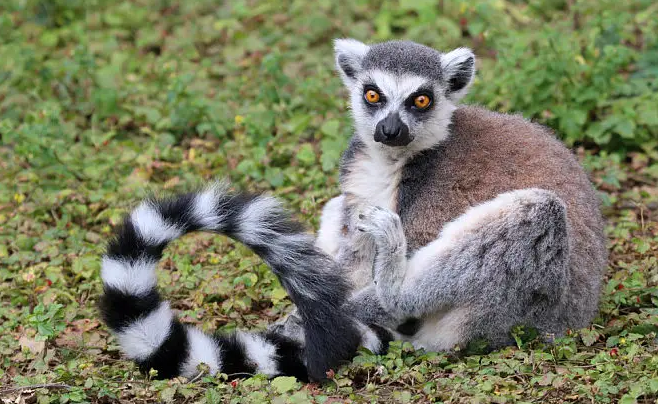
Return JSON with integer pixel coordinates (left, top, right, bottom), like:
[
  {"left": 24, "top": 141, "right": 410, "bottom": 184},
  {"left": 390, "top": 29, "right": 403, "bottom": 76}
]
[
  {"left": 355, "top": 205, "right": 405, "bottom": 252},
  {"left": 268, "top": 309, "right": 305, "bottom": 344}
]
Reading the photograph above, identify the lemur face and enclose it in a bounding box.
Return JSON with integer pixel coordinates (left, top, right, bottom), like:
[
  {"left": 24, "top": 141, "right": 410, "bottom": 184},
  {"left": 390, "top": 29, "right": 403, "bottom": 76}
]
[{"left": 334, "top": 39, "right": 475, "bottom": 151}]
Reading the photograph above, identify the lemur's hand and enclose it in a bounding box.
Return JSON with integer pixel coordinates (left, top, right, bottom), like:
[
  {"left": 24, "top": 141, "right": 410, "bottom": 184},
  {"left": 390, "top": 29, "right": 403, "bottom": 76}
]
[
  {"left": 355, "top": 204, "right": 408, "bottom": 307},
  {"left": 355, "top": 205, "right": 405, "bottom": 255}
]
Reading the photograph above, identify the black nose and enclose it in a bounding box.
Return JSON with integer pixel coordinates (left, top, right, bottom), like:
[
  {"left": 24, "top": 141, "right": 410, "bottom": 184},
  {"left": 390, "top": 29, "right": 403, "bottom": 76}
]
[
  {"left": 374, "top": 113, "right": 411, "bottom": 146},
  {"left": 382, "top": 122, "right": 401, "bottom": 139}
]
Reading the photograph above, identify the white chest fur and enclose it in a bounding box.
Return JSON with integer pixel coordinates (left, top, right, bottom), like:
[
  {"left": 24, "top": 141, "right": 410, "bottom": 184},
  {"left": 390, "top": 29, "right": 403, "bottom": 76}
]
[{"left": 341, "top": 149, "right": 407, "bottom": 211}]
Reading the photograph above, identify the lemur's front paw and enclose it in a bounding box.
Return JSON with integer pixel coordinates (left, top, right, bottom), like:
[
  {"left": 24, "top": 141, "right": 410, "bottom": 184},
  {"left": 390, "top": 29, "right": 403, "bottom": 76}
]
[
  {"left": 356, "top": 205, "right": 394, "bottom": 233},
  {"left": 355, "top": 205, "right": 404, "bottom": 249}
]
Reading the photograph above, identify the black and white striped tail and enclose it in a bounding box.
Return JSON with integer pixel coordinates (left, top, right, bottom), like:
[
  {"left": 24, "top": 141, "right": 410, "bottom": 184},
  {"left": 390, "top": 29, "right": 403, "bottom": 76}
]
[{"left": 99, "top": 183, "right": 368, "bottom": 381}]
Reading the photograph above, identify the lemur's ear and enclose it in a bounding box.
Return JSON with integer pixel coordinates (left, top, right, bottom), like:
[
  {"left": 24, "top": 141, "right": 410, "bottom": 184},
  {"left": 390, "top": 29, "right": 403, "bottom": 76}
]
[
  {"left": 334, "top": 38, "right": 369, "bottom": 87},
  {"left": 441, "top": 48, "right": 476, "bottom": 102}
]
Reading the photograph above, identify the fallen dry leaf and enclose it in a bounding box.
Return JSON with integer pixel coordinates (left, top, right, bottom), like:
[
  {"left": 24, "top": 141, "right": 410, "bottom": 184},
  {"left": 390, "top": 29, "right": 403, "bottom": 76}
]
[{"left": 18, "top": 336, "right": 45, "bottom": 355}]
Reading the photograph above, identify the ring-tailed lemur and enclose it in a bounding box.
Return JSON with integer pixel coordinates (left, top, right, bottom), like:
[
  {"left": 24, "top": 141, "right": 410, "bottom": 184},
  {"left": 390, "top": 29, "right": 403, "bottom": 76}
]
[
  {"left": 281, "top": 39, "right": 607, "bottom": 352},
  {"left": 102, "top": 39, "right": 608, "bottom": 381},
  {"left": 99, "top": 182, "right": 393, "bottom": 381}
]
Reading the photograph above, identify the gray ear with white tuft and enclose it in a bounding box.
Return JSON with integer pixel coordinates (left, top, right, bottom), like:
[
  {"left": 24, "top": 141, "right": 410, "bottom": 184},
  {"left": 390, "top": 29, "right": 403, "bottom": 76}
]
[
  {"left": 441, "top": 48, "right": 476, "bottom": 102},
  {"left": 334, "top": 38, "right": 370, "bottom": 87}
]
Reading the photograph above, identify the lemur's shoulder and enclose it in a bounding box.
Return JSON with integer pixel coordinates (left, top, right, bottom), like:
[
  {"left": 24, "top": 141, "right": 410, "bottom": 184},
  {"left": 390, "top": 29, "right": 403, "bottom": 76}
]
[
  {"left": 450, "top": 105, "right": 560, "bottom": 149},
  {"left": 445, "top": 104, "right": 588, "bottom": 185}
]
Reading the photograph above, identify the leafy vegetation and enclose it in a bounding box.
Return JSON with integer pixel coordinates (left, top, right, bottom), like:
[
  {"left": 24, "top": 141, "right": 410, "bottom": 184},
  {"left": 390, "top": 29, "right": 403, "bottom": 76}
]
[{"left": 1, "top": 0, "right": 657, "bottom": 402}]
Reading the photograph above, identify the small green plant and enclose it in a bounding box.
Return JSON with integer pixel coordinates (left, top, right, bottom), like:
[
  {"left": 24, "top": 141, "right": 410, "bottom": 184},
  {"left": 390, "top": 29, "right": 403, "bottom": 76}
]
[{"left": 27, "top": 303, "right": 66, "bottom": 341}]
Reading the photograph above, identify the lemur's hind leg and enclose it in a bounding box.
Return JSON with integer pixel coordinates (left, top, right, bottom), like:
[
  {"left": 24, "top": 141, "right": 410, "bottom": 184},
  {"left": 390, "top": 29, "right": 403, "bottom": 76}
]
[{"left": 357, "top": 188, "right": 570, "bottom": 349}]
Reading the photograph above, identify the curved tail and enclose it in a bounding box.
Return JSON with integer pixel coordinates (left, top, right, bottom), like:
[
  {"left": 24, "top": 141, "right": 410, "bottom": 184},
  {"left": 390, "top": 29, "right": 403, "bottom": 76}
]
[{"left": 99, "top": 183, "right": 362, "bottom": 381}]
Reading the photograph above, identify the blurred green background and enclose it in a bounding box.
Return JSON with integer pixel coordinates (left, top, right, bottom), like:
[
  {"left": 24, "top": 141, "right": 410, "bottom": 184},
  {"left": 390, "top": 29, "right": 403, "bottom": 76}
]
[{"left": 1, "top": 1, "right": 657, "bottom": 403}]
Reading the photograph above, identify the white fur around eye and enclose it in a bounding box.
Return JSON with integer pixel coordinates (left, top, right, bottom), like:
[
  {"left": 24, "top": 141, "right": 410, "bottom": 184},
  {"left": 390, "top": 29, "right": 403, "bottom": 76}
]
[
  {"left": 350, "top": 70, "right": 431, "bottom": 140},
  {"left": 367, "top": 71, "right": 427, "bottom": 106},
  {"left": 347, "top": 69, "right": 456, "bottom": 156}
]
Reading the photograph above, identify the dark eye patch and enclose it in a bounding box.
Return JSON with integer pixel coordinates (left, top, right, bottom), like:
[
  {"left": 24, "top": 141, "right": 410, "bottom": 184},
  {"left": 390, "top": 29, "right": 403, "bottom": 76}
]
[
  {"left": 404, "top": 86, "right": 435, "bottom": 119},
  {"left": 404, "top": 86, "right": 434, "bottom": 108},
  {"left": 363, "top": 83, "right": 385, "bottom": 100},
  {"left": 362, "top": 83, "right": 386, "bottom": 113}
]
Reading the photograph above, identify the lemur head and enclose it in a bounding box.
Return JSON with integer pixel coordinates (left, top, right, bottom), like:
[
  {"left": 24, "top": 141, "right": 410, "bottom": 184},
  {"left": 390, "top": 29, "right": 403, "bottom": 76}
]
[{"left": 334, "top": 39, "right": 475, "bottom": 153}]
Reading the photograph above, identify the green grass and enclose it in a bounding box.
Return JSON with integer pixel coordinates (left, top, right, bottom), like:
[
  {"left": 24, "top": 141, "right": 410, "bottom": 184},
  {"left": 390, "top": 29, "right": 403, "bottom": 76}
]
[{"left": 1, "top": 0, "right": 657, "bottom": 403}]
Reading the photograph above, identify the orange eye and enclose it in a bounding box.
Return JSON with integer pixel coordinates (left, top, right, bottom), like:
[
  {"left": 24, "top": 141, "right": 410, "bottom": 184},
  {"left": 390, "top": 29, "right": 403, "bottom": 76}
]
[
  {"left": 414, "top": 95, "right": 431, "bottom": 109},
  {"left": 364, "top": 89, "right": 381, "bottom": 104}
]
